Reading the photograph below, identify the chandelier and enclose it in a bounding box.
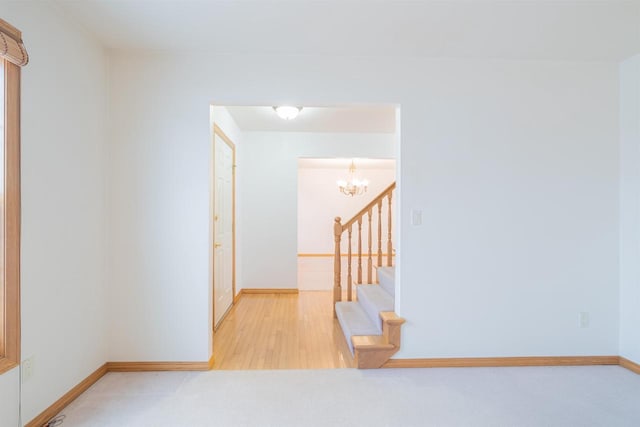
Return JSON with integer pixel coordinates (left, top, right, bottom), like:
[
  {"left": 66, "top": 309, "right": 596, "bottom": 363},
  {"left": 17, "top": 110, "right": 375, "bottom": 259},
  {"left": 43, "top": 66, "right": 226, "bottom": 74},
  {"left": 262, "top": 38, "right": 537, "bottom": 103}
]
[{"left": 337, "top": 160, "right": 369, "bottom": 197}]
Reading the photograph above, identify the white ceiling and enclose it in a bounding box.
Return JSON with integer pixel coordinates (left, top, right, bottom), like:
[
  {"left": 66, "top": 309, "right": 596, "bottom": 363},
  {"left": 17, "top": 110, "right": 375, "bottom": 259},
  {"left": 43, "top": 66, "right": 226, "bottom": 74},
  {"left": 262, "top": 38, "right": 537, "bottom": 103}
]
[
  {"left": 298, "top": 158, "right": 395, "bottom": 170},
  {"left": 224, "top": 105, "right": 396, "bottom": 133},
  {"left": 52, "top": 0, "right": 640, "bottom": 61}
]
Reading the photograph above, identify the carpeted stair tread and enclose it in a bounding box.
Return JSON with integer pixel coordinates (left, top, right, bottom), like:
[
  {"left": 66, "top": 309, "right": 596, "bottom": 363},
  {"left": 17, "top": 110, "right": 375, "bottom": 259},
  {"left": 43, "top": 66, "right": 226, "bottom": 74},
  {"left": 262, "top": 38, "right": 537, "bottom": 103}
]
[
  {"left": 335, "top": 301, "right": 381, "bottom": 355},
  {"left": 356, "top": 284, "right": 394, "bottom": 332}
]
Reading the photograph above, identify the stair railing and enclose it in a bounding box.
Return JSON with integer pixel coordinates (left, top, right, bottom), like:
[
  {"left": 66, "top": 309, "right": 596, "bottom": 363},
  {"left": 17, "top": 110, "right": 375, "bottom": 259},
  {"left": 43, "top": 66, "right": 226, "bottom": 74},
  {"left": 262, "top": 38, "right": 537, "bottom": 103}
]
[{"left": 333, "top": 182, "right": 395, "bottom": 314}]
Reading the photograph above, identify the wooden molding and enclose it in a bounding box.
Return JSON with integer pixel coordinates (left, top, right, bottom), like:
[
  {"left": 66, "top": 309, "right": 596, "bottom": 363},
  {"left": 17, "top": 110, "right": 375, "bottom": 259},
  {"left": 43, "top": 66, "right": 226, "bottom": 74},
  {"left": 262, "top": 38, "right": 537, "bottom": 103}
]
[
  {"left": 619, "top": 356, "right": 640, "bottom": 374},
  {"left": 383, "top": 355, "right": 621, "bottom": 369},
  {"left": 0, "top": 20, "right": 28, "bottom": 66},
  {"left": 25, "top": 364, "right": 108, "bottom": 427},
  {"left": 0, "top": 358, "right": 17, "bottom": 375},
  {"left": 106, "top": 360, "right": 212, "bottom": 372},
  {"left": 0, "top": 18, "right": 22, "bottom": 40},
  {"left": 0, "top": 60, "right": 22, "bottom": 373},
  {"left": 233, "top": 291, "right": 243, "bottom": 304},
  {"left": 240, "top": 288, "right": 299, "bottom": 295},
  {"left": 27, "top": 357, "right": 216, "bottom": 426},
  {"left": 213, "top": 124, "right": 236, "bottom": 151}
]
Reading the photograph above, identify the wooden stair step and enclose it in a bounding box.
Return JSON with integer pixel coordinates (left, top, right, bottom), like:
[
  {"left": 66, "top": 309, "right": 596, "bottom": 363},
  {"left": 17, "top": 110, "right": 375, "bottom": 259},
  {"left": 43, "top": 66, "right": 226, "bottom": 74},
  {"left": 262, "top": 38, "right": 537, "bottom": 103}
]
[
  {"left": 380, "top": 311, "right": 405, "bottom": 325},
  {"left": 335, "top": 301, "right": 380, "bottom": 354},
  {"left": 352, "top": 335, "right": 395, "bottom": 351},
  {"left": 351, "top": 312, "right": 405, "bottom": 369}
]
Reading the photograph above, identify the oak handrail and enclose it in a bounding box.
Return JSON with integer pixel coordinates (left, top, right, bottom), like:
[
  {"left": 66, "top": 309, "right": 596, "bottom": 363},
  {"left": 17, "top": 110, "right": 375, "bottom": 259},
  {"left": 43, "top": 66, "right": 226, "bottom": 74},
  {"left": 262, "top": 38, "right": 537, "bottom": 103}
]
[{"left": 342, "top": 182, "right": 396, "bottom": 230}]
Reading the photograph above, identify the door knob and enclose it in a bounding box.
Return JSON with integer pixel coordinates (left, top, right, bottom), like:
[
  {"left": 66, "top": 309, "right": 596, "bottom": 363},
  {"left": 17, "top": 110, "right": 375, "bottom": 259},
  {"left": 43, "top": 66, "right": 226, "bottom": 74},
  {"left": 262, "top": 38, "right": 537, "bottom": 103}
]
[{"left": 214, "top": 242, "right": 222, "bottom": 248}]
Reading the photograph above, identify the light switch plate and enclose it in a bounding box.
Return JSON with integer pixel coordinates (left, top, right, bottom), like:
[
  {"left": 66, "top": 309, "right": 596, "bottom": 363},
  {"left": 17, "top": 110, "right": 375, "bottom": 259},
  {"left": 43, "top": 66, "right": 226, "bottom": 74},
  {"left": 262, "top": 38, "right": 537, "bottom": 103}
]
[
  {"left": 579, "top": 312, "right": 590, "bottom": 328},
  {"left": 411, "top": 209, "right": 422, "bottom": 226}
]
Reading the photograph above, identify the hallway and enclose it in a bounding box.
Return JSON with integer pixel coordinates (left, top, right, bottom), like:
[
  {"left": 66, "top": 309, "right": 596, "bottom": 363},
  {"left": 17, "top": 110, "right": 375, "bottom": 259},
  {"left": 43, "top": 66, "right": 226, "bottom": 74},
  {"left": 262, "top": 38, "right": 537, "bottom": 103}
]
[{"left": 212, "top": 291, "right": 354, "bottom": 369}]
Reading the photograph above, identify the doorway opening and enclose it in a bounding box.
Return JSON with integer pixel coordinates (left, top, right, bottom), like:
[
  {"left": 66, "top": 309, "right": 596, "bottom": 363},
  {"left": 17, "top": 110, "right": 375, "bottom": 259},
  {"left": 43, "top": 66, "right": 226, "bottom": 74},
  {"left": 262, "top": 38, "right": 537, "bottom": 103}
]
[{"left": 209, "top": 104, "right": 399, "bottom": 369}]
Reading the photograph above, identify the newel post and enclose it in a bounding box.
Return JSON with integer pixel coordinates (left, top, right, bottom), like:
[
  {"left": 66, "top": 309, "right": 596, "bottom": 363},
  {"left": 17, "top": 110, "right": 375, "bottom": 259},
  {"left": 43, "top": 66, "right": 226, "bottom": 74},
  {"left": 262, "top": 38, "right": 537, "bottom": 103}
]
[{"left": 333, "top": 217, "right": 343, "bottom": 317}]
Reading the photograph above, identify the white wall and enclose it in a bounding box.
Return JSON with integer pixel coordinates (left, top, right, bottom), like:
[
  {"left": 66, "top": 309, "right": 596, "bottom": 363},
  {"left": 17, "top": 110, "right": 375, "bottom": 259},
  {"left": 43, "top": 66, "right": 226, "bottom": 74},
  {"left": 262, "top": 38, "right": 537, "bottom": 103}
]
[
  {"left": 619, "top": 54, "right": 640, "bottom": 364},
  {"left": 0, "top": 368, "right": 19, "bottom": 427},
  {"left": 108, "top": 52, "right": 620, "bottom": 361},
  {"left": 298, "top": 166, "right": 395, "bottom": 254},
  {"left": 1, "top": 2, "right": 109, "bottom": 425},
  {"left": 106, "top": 59, "right": 210, "bottom": 362},
  {"left": 239, "top": 132, "right": 394, "bottom": 291},
  {"left": 399, "top": 62, "right": 619, "bottom": 358}
]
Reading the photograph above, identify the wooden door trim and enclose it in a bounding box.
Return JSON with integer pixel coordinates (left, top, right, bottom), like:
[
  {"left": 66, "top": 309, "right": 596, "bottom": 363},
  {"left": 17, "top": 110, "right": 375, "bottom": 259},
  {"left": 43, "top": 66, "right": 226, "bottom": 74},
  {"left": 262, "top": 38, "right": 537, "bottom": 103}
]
[
  {"left": 212, "top": 124, "right": 236, "bottom": 331},
  {"left": 0, "top": 59, "right": 21, "bottom": 374}
]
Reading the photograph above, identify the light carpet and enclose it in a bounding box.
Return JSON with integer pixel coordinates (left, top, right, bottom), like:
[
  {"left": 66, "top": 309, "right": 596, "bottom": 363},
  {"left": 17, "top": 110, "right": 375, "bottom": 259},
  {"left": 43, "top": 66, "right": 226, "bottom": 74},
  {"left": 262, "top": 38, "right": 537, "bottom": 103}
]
[{"left": 57, "top": 366, "right": 640, "bottom": 426}]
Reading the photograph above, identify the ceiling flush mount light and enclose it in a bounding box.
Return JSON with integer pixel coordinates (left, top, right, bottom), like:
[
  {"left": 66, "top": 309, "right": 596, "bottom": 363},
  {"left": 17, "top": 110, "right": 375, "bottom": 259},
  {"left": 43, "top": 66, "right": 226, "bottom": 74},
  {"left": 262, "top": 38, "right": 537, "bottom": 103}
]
[
  {"left": 337, "top": 160, "right": 369, "bottom": 197},
  {"left": 273, "top": 106, "right": 302, "bottom": 120}
]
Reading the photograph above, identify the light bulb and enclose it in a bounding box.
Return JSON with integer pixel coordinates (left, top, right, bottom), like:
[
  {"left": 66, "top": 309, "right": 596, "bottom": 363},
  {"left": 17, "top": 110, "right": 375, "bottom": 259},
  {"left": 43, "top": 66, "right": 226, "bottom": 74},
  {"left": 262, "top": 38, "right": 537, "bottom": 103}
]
[{"left": 274, "top": 106, "right": 301, "bottom": 120}]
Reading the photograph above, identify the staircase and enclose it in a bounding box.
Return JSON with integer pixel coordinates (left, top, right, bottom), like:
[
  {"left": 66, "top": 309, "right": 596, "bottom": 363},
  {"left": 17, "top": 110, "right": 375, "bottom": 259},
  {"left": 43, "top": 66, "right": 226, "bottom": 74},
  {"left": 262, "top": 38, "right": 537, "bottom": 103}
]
[{"left": 332, "top": 183, "right": 404, "bottom": 369}]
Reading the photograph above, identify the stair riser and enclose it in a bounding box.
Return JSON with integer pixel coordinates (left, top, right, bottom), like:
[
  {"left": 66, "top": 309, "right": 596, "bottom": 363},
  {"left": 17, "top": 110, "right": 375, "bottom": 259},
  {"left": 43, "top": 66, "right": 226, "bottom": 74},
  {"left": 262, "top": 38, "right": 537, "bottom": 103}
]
[
  {"left": 377, "top": 267, "right": 395, "bottom": 296},
  {"left": 356, "top": 286, "right": 394, "bottom": 332},
  {"left": 335, "top": 302, "right": 381, "bottom": 355},
  {"left": 336, "top": 313, "right": 355, "bottom": 354}
]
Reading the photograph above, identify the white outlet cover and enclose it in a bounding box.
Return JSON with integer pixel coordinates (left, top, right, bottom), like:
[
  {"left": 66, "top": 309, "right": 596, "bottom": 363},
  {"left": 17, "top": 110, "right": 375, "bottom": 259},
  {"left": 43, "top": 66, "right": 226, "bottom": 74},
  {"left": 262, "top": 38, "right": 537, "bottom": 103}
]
[{"left": 22, "top": 356, "right": 34, "bottom": 383}]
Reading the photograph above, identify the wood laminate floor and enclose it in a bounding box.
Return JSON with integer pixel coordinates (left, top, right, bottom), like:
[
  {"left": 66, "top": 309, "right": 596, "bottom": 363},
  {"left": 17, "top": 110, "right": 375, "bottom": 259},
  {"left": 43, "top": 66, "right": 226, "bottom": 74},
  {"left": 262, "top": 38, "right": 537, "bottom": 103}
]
[{"left": 212, "top": 291, "right": 355, "bottom": 369}]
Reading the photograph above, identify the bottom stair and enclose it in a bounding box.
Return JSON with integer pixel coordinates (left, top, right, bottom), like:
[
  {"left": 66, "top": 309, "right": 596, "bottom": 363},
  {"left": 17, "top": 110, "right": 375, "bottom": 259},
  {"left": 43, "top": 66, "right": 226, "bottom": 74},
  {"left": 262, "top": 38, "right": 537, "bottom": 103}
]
[
  {"left": 352, "top": 312, "right": 405, "bottom": 368},
  {"left": 335, "top": 301, "right": 380, "bottom": 354},
  {"left": 335, "top": 288, "right": 405, "bottom": 369}
]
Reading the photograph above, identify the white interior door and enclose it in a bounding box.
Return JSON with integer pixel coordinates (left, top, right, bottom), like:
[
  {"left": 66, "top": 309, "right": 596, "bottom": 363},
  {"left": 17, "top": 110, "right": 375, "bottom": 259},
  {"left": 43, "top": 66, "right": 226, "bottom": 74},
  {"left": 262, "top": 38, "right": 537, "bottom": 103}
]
[{"left": 214, "top": 133, "right": 234, "bottom": 328}]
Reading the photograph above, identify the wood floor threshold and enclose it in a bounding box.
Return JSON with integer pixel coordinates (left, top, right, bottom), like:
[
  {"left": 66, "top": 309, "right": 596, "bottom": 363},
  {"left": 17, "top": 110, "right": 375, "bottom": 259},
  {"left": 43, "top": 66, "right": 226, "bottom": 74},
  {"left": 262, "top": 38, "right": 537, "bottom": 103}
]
[
  {"left": 239, "top": 288, "right": 299, "bottom": 295},
  {"left": 383, "top": 355, "right": 621, "bottom": 368},
  {"left": 25, "top": 363, "right": 109, "bottom": 427}
]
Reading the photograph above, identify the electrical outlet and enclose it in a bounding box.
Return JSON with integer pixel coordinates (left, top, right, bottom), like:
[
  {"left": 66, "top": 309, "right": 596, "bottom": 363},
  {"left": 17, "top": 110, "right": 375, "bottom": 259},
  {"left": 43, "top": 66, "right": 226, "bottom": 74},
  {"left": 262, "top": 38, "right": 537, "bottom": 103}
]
[
  {"left": 22, "top": 356, "right": 34, "bottom": 383},
  {"left": 579, "top": 312, "right": 590, "bottom": 328}
]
